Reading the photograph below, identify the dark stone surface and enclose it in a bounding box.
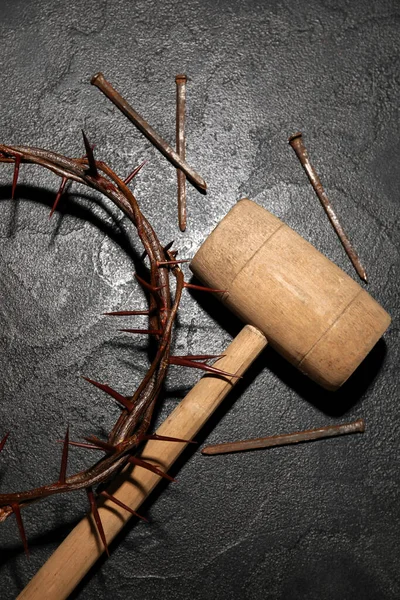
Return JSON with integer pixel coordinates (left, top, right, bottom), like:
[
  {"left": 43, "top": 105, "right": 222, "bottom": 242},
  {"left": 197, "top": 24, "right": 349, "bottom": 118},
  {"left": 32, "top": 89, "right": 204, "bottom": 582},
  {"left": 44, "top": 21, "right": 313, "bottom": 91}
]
[{"left": 0, "top": 0, "right": 399, "bottom": 598}]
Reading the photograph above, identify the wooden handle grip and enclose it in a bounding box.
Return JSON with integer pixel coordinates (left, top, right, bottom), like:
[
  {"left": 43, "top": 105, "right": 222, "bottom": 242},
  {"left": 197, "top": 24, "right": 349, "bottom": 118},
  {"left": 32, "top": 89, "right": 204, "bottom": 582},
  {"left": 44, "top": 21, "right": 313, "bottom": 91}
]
[{"left": 18, "top": 325, "right": 267, "bottom": 600}]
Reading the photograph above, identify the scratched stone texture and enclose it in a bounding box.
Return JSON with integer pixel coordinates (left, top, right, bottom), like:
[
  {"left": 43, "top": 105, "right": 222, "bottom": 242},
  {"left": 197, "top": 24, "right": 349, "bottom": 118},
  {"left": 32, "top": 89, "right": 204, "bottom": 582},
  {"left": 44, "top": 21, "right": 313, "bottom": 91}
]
[{"left": 0, "top": 0, "right": 399, "bottom": 598}]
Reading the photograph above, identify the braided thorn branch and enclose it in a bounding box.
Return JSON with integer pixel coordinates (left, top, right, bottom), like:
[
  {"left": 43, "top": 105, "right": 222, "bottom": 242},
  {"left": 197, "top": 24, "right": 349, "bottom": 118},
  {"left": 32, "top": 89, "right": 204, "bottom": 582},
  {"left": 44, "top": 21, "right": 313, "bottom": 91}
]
[
  {"left": 0, "top": 132, "right": 217, "bottom": 554},
  {"left": 0, "top": 135, "right": 184, "bottom": 552}
]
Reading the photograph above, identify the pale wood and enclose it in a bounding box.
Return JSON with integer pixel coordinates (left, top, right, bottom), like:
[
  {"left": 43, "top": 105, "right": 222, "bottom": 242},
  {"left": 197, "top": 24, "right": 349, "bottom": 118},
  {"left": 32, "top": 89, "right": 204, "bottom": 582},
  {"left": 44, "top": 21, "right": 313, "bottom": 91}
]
[
  {"left": 299, "top": 288, "right": 390, "bottom": 388},
  {"left": 18, "top": 325, "right": 267, "bottom": 600},
  {"left": 191, "top": 199, "right": 391, "bottom": 390}
]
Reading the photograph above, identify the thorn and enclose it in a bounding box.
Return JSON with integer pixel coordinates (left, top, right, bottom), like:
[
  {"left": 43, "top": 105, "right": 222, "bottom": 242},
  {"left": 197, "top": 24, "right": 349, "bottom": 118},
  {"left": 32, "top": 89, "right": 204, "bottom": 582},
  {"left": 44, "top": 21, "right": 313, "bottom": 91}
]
[
  {"left": 183, "top": 282, "right": 227, "bottom": 294},
  {"left": 63, "top": 440, "right": 105, "bottom": 451},
  {"left": 100, "top": 491, "right": 148, "bottom": 523},
  {"left": 56, "top": 438, "right": 111, "bottom": 452},
  {"left": 157, "top": 259, "right": 191, "bottom": 267},
  {"left": 139, "top": 433, "right": 196, "bottom": 444},
  {"left": 58, "top": 426, "right": 69, "bottom": 484},
  {"left": 134, "top": 272, "right": 166, "bottom": 293},
  {"left": 82, "top": 377, "right": 134, "bottom": 412},
  {"left": 134, "top": 273, "right": 166, "bottom": 309},
  {"left": 163, "top": 240, "right": 175, "bottom": 253},
  {"left": 0, "top": 432, "right": 10, "bottom": 453},
  {"left": 49, "top": 176, "right": 68, "bottom": 218},
  {"left": 86, "top": 487, "right": 109, "bottom": 556},
  {"left": 84, "top": 436, "right": 116, "bottom": 453},
  {"left": 12, "top": 503, "right": 29, "bottom": 556},
  {"left": 82, "top": 130, "right": 99, "bottom": 178},
  {"left": 104, "top": 309, "right": 152, "bottom": 316},
  {"left": 163, "top": 241, "right": 178, "bottom": 260},
  {"left": 169, "top": 356, "right": 240, "bottom": 378},
  {"left": 11, "top": 154, "right": 22, "bottom": 200},
  {"left": 172, "top": 354, "right": 225, "bottom": 361},
  {"left": 140, "top": 240, "right": 175, "bottom": 262},
  {"left": 128, "top": 456, "right": 176, "bottom": 482},
  {"left": 124, "top": 160, "right": 147, "bottom": 185},
  {"left": 119, "top": 328, "right": 163, "bottom": 335}
]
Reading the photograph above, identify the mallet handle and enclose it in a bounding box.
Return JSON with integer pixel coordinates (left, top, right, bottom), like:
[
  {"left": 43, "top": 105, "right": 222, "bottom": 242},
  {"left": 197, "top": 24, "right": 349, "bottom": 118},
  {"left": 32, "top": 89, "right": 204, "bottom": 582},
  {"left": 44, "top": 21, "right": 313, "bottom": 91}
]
[{"left": 18, "top": 325, "right": 267, "bottom": 600}]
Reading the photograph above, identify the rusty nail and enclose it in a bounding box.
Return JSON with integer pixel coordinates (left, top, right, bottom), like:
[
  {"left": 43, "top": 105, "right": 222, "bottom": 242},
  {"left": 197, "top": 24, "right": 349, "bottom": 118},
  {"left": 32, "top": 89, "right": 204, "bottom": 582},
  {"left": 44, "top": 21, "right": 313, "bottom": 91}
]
[
  {"left": 289, "top": 132, "right": 368, "bottom": 283},
  {"left": 175, "top": 74, "right": 187, "bottom": 231},
  {"left": 201, "top": 418, "right": 365, "bottom": 455},
  {"left": 91, "top": 72, "right": 207, "bottom": 192}
]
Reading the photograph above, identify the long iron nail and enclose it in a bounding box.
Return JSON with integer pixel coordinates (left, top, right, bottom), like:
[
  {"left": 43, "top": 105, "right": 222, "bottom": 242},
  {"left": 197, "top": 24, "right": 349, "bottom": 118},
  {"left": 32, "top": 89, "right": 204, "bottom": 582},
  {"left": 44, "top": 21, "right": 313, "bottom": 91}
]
[
  {"left": 91, "top": 73, "right": 207, "bottom": 192},
  {"left": 201, "top": 418, "right": 365, "bottom": 455},
  {"left": 175, "top": 74, "right": 187, "bottom": 231},
  {"left": 289, "top": 132, "right": 368, "bottom": 283},
  {"left": 12, "top": 503, "right": 29, "bottom": 556}
]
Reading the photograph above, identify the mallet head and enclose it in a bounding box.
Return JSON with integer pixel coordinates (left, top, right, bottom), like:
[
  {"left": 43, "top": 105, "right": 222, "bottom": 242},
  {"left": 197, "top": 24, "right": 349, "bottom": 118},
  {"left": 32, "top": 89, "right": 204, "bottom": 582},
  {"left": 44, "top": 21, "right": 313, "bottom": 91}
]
[{"left": 190, "top": 199, "right": 390, "bottom": 391}]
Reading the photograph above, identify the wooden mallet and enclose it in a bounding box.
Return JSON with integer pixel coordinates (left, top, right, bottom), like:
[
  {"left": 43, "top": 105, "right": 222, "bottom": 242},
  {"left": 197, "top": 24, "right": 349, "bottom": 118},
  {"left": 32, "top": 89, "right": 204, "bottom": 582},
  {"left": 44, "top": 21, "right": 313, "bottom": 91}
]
[
  {"left": 191, "top": 199, "right": 390, "bottom": 391},
  {"left": 18, "top": 199, "right": 390, "bottom": 599}
]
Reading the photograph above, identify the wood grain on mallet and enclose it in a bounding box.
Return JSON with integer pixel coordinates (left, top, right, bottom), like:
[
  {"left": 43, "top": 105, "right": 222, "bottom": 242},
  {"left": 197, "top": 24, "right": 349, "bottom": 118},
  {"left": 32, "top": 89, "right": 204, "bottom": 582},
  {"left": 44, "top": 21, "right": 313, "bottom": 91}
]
[{"left": 18, "top": 325, "right": 267, "bottom": 600}]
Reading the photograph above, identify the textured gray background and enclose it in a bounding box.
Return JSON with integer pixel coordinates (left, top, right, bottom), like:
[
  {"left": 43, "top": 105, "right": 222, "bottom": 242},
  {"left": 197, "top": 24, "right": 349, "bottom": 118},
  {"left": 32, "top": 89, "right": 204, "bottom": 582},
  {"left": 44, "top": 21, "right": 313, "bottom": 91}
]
[{"left": 0, "top": 0, "right": 399, "bottom": 598}]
